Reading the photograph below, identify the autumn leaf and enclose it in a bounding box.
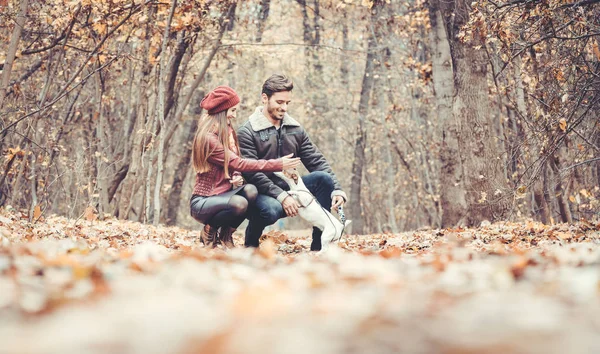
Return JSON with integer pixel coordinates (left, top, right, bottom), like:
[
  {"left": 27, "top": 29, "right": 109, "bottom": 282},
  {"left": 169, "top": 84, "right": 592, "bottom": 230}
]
[
  {"left": 257, "top": 239, "right": 277, "bottom": 260},
  {"left": 593, "top": 42, "right": 600, "bottom": 60},
  {"left": 84, "top": 206, "right": 98, "bottom": 222},
  {"left": 379, "top": 246, "right": 402, "bottom": 258},
  {"left": 559, "top": 118, "right": 567, "bottom": 132},
  {"left": 33, "top": 205, "right": 42, "bottom": 220}
]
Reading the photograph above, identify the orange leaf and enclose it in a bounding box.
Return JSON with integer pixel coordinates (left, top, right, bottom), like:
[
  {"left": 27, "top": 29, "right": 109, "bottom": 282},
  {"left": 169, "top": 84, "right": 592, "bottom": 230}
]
[
  {"left": 84, "top": 206, "right": 98, "bottom": 222},
  {"left": 379, "top": 247, "right": 402, "bottom": 258},
  {"left": 257, "top": 239, "right": 277, "bottom": 260},
  {"left": 33, "top": 205, "right": 42, "bottom": 220},
  {"left": 559, "top": 118, "right": 567, "bottom": 132},
  {"left": 593, "top": 41, "right": 600, "bottom": 60}
]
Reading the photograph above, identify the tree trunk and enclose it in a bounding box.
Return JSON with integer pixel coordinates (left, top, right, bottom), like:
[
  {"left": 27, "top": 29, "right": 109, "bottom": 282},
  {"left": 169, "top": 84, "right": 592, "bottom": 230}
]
[
  {"left": 153, "top": 0, "right": 178, "bottom": 226},
  {"left": 116, "top": 6, "right": 155, "bottom": 219},
  {"left": 349, "top": 0, "right": 383, "bottom": 234},
  {"left": 513, "top": 54, "right": 553, "bottom": 223},
  {"left": 550, "top": 155, "right": 572, "bottom": 223},
  {"left": 164, "top": 31, "right": 189, "bottom": 120},
  {"left": 94, "top": 70, "right": 111, "bottom": 218},
  {"left": 29, "top": 145, "right": 38, "bottom": 222},
  {"left": 533, "top": 165, "right": 551, "bottom": 224},
  {"left": 145, "top": 78, "right": 158, "bottom": 223},
  {"left": 297, "top": 0, "right": 327, "bottom": 148},
  {"left": 166, "top": 92, "right": 204, "bottom": 225},
  {"left": 256, "top": 0, "right": 271, "bottom": 42},
  {"left": 443, "top": 0, "right": 510, "bottom": 225},
  {"left": 429, "top": 0, "right": 466, "bottom": 227},
  {"left": 0, "top": 0, "right": 29, "bottom": 109}
]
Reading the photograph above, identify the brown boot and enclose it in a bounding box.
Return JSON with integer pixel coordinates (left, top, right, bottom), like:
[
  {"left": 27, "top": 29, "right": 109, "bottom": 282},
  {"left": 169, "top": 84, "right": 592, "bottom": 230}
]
[
  {"left": 200, "top": 224, "right": 219, "bottom": 248},
  {"left": 220, "top": 227, "right": 236, "bottom": 249}
]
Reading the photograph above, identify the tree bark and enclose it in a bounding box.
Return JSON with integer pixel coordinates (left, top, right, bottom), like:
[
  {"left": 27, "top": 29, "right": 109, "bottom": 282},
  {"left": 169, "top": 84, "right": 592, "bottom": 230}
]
[
  {"left": 533, "top": 181, "right": 551, "bottom": 224},
  {"left": 515, "top": 49, "right": 553, "bottom": 223},
  {"left": 349, "top": 0, "right": 383, "bottom": 234},
  {"left": 153, "top": 0, "right": 178, "bottom": 226},
  {"left": 94, "top": 69, "right": 111, "bottom": 218},
  {"left": 116, "top": 6, "right": 155, "bottom": 219},
  {"left": 0, "top": 0, "right": 29, "bottom": 109},
  {"left": 164, "top": 31, "right": 189, "bottom": 120},
  {"left": 429, "top": 0, "right": 466, "bottom": 227},
  {"left": 550, "top": 155, "right": 573, "bottom": 223},
  {"left": 442, "top": 0, "right": 510, "bottom": 225}
]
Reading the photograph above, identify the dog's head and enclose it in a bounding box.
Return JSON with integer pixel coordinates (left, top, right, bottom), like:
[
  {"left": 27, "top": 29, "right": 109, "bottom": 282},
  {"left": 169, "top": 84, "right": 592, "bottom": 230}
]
[
  {"left": 281, "top": 169, "right": 300, "bottom": 185},
  {"left": 273, "top": 169, "right": 302, "bottom": 190}
]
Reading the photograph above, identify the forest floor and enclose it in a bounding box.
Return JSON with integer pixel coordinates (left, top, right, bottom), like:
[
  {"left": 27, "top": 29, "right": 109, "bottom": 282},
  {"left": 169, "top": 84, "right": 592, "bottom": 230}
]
[{"left": 1, "top": 209, "right": 600, "bottom": 354}]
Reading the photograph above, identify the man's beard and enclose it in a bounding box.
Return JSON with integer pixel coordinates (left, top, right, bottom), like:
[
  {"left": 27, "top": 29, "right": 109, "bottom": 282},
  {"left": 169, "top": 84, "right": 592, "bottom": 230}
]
[{"left": 266, "top": 104, "right": 284, "bottom": 120}]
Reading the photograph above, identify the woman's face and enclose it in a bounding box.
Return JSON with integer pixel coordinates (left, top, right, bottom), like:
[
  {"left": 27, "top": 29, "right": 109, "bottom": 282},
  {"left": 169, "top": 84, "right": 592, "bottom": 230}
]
[{"left": 226, "top": 104, "right": 239, "bottom": 125}]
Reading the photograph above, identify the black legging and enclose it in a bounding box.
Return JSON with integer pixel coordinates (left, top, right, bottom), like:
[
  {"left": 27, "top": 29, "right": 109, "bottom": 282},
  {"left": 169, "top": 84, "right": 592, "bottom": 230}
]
[{"left": 208, "top": 184, "right": 257, "bottom": 228}]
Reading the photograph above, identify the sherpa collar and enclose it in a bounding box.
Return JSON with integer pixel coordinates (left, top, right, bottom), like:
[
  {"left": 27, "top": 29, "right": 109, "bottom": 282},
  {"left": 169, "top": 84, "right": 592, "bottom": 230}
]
[{"left": 248, "top": 107, "right": 301, "bottom": 132}]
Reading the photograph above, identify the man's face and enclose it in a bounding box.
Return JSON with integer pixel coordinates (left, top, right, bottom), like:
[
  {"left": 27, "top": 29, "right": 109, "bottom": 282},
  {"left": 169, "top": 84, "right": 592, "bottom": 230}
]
[{"left": 263, "top": 91, "right": 291, "bottom": 121}]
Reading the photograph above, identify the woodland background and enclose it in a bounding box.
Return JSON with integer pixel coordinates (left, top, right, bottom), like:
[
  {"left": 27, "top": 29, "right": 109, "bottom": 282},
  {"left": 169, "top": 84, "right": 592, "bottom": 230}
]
[{"left": 1, "top": 0, "right": 599, "bottom": 234}]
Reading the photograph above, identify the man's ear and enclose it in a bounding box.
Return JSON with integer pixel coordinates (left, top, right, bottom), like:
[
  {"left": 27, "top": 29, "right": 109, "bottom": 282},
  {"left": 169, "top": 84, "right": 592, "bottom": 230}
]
[{"left": 261, "top": 93, "right": 268, "bottom": 105}]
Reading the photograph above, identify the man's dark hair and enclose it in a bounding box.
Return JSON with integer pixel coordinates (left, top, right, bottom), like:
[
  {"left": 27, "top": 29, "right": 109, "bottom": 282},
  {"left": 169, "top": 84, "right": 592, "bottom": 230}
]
[{"left": 262, "top": 74, "right": 293, "bottom": 98}]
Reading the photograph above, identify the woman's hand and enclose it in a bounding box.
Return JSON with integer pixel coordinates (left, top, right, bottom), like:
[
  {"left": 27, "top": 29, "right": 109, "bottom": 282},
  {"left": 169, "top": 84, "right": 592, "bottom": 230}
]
[
  {"left": 281, "top": 153, "right": 301, "bottom": 170},
  {"left": 230, "top": 175, "right": 244, "bottom": 188}
]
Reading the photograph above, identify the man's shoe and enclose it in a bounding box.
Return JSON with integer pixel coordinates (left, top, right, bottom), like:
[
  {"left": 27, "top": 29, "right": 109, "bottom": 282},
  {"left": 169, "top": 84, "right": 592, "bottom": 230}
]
[
  {"left": 200, "top": 224, "right": 219, "bottom": 248},
  {"left": 220, "top": 227, "right": 236, "bottom": 249}
]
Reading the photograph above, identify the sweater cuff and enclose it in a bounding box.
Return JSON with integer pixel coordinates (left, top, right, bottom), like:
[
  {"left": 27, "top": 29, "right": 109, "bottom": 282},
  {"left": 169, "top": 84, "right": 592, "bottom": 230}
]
[
  {"left": 277, "top": 191, "right": 290, "bottom": 204},
  {"left": 331, "top": 190, "right": 347, "bottom": 202}
]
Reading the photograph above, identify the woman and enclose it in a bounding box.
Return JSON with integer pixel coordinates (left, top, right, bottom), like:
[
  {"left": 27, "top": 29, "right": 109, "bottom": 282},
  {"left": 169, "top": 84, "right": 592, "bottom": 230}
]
[{"left": 190, "top": 86, "right": 300, "bottom": 248}]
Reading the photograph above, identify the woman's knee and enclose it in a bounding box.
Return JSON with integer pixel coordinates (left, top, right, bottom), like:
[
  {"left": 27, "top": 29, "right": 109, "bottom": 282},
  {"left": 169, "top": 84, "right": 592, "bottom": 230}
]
[{"left": 229, "top": 195, "right": 249, "bottom": 216}]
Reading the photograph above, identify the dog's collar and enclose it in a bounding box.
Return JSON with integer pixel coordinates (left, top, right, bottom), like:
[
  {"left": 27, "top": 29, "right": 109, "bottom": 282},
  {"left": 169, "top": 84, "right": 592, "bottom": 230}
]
[
  {"left": 290, "top": 190, "right": 316, "bottom": 208},
  {"left": 248, "top": 107, "right": 301, "bottom": 132}
]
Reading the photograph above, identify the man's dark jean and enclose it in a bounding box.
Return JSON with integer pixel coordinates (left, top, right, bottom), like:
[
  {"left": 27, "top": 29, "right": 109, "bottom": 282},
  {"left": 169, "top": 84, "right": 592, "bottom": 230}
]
[{"left": 244, "top": 171, "right": 334, "bottom": 251}]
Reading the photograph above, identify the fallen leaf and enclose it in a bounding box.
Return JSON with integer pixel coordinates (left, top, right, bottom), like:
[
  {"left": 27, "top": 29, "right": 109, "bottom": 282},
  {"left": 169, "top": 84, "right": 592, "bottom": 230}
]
[
  {"left": 559, "top": 118, "right": 567, "bottom": 132},
  {"left": 84, "top": 206, "right": 97, "bottom": 222},
  {"left": 33, "top": 205, "right": 42, "bottom": 220}
]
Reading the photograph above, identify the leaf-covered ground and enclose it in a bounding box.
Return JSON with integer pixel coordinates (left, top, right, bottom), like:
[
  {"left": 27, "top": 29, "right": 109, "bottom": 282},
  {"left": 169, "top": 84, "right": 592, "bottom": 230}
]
[{"left": 1, "top": 210, "right": 600, "bottom": 354}]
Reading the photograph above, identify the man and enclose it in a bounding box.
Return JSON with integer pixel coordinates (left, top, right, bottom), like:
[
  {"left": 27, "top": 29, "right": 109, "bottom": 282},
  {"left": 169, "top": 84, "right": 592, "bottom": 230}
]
[{"left": 237, "top": 74, "right": 347, "bottom": 251}]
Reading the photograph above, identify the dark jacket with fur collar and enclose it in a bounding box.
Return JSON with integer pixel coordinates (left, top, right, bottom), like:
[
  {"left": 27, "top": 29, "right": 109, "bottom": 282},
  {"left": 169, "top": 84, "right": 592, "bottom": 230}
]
[{"left": 237, "top": 107, "right": 347, "bottom": 203}]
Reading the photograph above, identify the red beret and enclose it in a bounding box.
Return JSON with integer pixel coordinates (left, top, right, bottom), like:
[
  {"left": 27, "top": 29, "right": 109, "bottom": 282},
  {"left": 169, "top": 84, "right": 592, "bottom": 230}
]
[{"left": 200, "top": 86, "right": 240, "bottom": 115}]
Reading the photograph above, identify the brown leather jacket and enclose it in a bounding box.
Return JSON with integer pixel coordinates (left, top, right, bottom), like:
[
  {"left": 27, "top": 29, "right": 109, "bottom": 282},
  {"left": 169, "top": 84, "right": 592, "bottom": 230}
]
[{"left": 237, "top": 107, "right": 346, "bottom": 203}]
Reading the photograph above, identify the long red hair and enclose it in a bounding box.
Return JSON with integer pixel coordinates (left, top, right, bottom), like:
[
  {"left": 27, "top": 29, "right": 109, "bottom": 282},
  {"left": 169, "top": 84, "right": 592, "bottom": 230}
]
[{"left": 191, "top": 111, "right": 240, "bottom": 179}]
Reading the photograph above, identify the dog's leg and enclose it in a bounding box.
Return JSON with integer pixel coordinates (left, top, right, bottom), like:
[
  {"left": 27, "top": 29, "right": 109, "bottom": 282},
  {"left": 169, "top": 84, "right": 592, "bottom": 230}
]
[{"left": 320, "top": 223, "right": 337, "bottom": 250}]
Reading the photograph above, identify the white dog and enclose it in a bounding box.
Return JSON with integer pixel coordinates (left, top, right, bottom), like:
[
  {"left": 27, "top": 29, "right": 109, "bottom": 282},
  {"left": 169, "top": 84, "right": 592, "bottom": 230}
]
[{"left": 274, "top": 170, "right": 350, "bottom": 250}]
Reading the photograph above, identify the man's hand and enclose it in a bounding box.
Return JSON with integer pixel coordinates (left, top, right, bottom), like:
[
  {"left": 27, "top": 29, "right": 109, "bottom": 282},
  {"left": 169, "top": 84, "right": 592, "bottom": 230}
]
[
  {"left": 230, "top": 175, "right": 244, "bottom": 188},
  {"left": 332, "top": 195, "right": 345, "bottom": 210},
  {"left": 282, "top": 195, "right": 299, "bottom": 217}
]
